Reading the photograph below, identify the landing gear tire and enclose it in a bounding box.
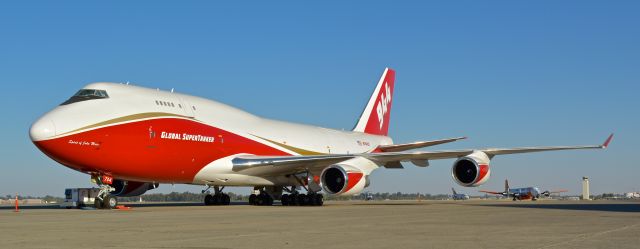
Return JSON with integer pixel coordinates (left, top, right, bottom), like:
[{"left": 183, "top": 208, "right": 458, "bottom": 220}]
[
  {"left": 262, "top": 193, "right": 274, "bottom": 206},
  {"left": 281, "top": 194, "right": 290, "bottom": 206},
  {"left": 205, "top": 194, "right": 214, "bottom": 205},
  {"left": 205, "top": 193, "right": 230, "bottom": 206},
  {"left": 301, "top": 193, "right": 323, "bottom": 206},
  {"left": 297, "top": 194, "right": 308, "bottom": 206},
  {"left": 222, "top": 194, "right": 231, "bottom": 205},
  {"left": 252, "top": 192, "right": 273, "bottom": 206},
  {"left": 104, "top": 195, "right": 118, "bottom": 209},
  {"left": 94, "top": 198, "right": 103, "bottom": 209},
  {"left": 288, "top": 194, "right": 299, "bottom": 206},
  {"left": 93, "top": 175, "right": 116, "bottom": 210},
  {"left": 313, "top": 194, "right": 324, "bottom": 206}
]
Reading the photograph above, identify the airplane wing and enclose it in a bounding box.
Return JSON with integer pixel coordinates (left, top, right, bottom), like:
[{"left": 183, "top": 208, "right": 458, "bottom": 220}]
[
  {"left": 232, "top": 134, "right": 613, "bottom": 176},
  {"left": 370, "top": 133, "right": 613, "bottom": 167},
  {"left": 232, "top": 154, "right": 357, "bottom": 176},
  {"left": 549, "top": 189, "right": 569, "bottom": 194},
  {"left": 231, "top": 149, "right": 479, "bottom": 175},
  {"left": 542, "top": 189, "right": 569, "bottom": 196},
  {"left": 378, "top": 137, "right": 467, "bottom": 152}
]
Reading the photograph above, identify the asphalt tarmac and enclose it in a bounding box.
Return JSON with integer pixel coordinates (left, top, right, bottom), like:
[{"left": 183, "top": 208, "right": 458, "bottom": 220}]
[{"left": 1, "top": 200, "right": 639, "bottom": 249}]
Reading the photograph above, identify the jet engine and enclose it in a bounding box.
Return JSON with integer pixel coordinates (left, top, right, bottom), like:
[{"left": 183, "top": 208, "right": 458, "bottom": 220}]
[
  {"left": 452, "top": 151, "right": 491, "bottom": 187},
  {"left": 320, "top": 165, "right": 369, "bottom": 196},
  {"left": 110, "top": 180, "right": 159, "bottom": 197}
]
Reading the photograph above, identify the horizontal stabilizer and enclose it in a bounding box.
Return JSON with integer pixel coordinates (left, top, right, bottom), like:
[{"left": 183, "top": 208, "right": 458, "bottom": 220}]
[{"left": 479, "top": 190, "right": 506, "bottom": 196}]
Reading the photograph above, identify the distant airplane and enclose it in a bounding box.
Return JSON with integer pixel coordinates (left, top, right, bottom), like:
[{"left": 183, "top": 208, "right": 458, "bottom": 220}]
[
  {"left": 480, "top": 179, "right": 568, "bottom": 201},
  {"left": 451, "top": 188, "right": 470, "bottom": 200},
  {"left": 30, "top": 68, "right": 611, "bottom": 209}
]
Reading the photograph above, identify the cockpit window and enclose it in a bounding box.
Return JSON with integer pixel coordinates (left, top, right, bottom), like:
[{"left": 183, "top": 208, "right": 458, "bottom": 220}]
[{"left": 60, "top": 89, "right": 109, "bottom": 105}]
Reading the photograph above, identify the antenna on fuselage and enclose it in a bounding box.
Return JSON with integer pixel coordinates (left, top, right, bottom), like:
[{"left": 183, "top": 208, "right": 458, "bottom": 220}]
[
  {"left": 171, "top": 88, "right": 174, "bottom": 93},
  {"left": 126, "top": 81, "right": 130, "bottom": 85}
]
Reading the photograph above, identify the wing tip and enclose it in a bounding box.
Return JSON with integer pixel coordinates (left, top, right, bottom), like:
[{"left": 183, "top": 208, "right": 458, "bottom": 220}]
[{"left": 602, "top": 133, "right": 614, "bottom": 148}]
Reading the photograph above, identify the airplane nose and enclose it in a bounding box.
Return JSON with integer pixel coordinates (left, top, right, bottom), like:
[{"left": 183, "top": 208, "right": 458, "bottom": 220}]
[{"left": 30, "top": 118, "right": 56, "bottom": 141}]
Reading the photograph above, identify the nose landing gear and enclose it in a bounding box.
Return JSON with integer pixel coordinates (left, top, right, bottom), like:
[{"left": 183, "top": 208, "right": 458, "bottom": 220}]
[{"left": 93, "top": 175, "right": 117, "bottom": 209}]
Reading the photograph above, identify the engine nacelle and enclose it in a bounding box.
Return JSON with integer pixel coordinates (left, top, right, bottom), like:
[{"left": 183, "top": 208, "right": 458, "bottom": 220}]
[
  {"left": 452, "top": 151, "right": 491, "bottom": 187},
  {"left": 110, "top": 180, "right": 159, "bottom": 197},
  {"left": 321, "top": 165, "right": 369, "bottom": 196}
]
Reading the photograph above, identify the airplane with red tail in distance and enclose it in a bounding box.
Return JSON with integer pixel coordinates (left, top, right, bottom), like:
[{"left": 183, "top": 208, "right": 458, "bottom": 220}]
[
  {"left": 30, "top": 68, "right": 613, "bottom": 209},
  {"left": 480, "top": 179, "right": 569, "bottom": 201}
]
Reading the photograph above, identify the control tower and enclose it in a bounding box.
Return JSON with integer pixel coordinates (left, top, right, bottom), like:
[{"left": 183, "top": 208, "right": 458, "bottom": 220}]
[{"left": 582, "top": 177, "right": 590, "bottom": 200}]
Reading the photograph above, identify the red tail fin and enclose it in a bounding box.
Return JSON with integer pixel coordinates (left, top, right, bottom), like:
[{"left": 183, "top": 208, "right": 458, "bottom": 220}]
[{"left": 353, "top": 68, "right": 395, "bottom": 136}]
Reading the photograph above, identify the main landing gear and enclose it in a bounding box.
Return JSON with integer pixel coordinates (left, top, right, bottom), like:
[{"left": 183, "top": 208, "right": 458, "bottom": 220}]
[
  {"left": 281, "top": 192, "right": 323, "bottom": 206},
  {"left": 283, "top": 172, "right": 324, "bottom": 206},
  {"left": 203, "top": 186, "right": 231, "bottom": 206},
  {"left": 248, "top": 185, "right": 324, "bottom": 206},
  {"left": 249, "top": 189, "right": 274, "bottom": 206}
]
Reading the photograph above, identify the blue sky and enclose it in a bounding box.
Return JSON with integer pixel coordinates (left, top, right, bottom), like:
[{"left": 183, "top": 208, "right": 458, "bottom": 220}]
[{"left": 1, "top": 1, "right": 638, "bottom": 197}]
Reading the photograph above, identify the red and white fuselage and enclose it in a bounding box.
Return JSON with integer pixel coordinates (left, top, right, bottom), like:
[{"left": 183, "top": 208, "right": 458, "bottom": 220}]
[{"left": 30, "top": 81, "right": 392, "bottom": 187}]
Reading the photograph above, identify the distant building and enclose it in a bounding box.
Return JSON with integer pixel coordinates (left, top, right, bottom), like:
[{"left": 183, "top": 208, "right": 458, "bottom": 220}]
[
  {"left": 21, "top": 199, "right": 45, "bottom": 204},
  {"left": 624, "top": 192, "right": 640, "bottom": 199},
  {"left": 582, "top": 177, "right": 590, "bottom": 200},
  {"left": 0, "top": 199, "right": 45, "bottom": 205}
]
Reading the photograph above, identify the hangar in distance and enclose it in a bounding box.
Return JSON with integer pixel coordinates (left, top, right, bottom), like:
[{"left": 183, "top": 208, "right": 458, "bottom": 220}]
[{"left": 29, "top": 68, "right": 612, "bottom": 208}]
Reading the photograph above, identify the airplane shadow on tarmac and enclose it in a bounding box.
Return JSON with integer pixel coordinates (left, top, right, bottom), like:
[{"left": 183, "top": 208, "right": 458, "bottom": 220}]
[
  {"left": 352, "top": 202, "right": 428, "bottom": 206},
  {"left": 0, "top": 204, "right": 69, "bottom": 210},
  {"left": 475, "top": 203, "right": 640, "bottom": 213},
  {"left": 0, "top": 202, "right": 247, "bottom": 210}
]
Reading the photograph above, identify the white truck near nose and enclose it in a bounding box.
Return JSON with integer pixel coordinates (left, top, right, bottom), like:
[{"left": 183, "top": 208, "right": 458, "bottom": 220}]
[{"left": 61, "top": 188, "right": 101, "bottom": 209}]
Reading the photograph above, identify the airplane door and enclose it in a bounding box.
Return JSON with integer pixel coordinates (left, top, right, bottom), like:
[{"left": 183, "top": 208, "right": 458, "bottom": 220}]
[{"left": 178, "top": 97, "right": 195, "bottom": 118}]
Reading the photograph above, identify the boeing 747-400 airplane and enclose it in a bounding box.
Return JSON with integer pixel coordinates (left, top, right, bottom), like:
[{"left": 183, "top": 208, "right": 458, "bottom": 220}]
[{"left": 30, "top": 68, "right": 612, "bottom": 208}]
